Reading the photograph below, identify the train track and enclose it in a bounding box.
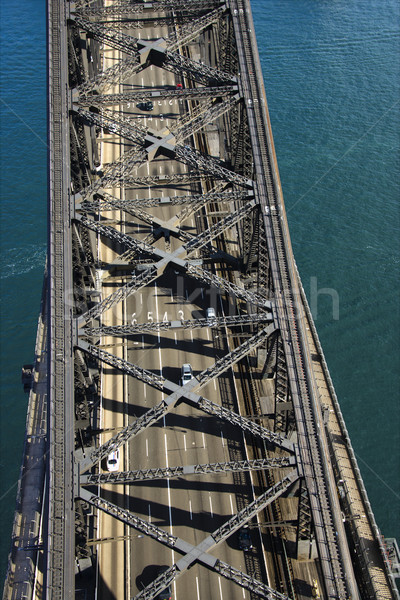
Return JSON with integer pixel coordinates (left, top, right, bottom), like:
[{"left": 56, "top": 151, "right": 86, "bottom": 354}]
[{"left": 228, "top": 0, "right": 355, "bottom": 597}]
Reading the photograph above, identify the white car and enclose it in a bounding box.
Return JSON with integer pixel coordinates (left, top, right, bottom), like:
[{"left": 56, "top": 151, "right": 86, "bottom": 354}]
[
  {"left": 180, "top": 363, "right": 193, "bottom": 386},
  {"left": 106, "top": 449, "right": 120, "bottom": 472},
  {"left": 206, "top": 307, "right": 216, "bottom": 323}
]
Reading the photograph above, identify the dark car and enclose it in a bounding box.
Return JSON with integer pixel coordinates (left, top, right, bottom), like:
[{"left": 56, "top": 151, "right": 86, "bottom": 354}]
[
  {"left": 156, "top": 566, "right": 172, "bottom": 600},
  {"left": 137, "top": 101, "right": 153, "bottom": 111},
  {"left": 238, "top": 526, "right": 253, "bottom": 551}
]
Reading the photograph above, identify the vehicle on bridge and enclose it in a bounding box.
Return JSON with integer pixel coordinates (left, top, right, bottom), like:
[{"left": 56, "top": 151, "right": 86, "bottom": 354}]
[
  {"left": 137, "top": 101, "right": 153, "bottom": 111},
  {"left": 180, "top": 363, "right": 193, "bottom": 385},
  {"left": 106, "top": 450, "right": 120, "bottom": 472}
]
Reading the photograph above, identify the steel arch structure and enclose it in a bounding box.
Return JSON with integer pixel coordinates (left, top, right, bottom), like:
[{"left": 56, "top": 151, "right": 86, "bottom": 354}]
[{"left": 4, "top": 1, "right": 394, "bottom": 600}]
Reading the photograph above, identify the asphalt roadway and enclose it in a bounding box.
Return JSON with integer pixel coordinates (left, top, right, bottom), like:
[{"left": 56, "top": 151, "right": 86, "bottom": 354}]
[{"left": 94, "top": 13, "right": 261, "bottom": 600}]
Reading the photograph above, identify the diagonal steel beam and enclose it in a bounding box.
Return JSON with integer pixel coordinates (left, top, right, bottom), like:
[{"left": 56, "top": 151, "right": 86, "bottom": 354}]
[
  {"left": 76, "top": 214, "right": 271, "bottom": 313},
  {"left": 75, "top": 107, "right": 146, "bottom": 145},
  {"left": 162, "top": 49, "right": 236, "bottom": 86},
  {"left": 80, "top": 456, "right": 296, "bottom": 485},
  {"left": 77, "top": 264, "right": 161, "bottom": 325},
  {"left": 77, "top": 325, "right": 290, "bottom": 472},
  {"left": 165, "top": 5, "right": 226, "bottom": 51},
  {"left": 72, "top": 16, "right": 141, "bottom": 57},
  {"left": 77, "top": 55, "right": 144, "bottom": 95},
  {"left": 79, "top": 470, "right": 298, "bottom": 600},
  {"left": 133, "top": 470, "right": 299, "bottom": 599},
  {"left": 174, "top": 143, "right": 252, "bottom": 188},
  {"left": 174, "top": 94, "right": 240, "bottom": 144}
]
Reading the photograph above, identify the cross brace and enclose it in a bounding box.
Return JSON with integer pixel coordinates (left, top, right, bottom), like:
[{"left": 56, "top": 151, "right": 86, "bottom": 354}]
[
  {"left": 165, "top": 5, "right": 227, "bottom": 51},
  {"left": 77, "top": 324, "right": 292, "bottom": 472},
  {"left": 80, "top": 456, "right": 296, "bottom": 485},
  {"left": 73, "top": 16, "right": 140, "bottom": 58},
  {"left": 77, "top": 188, "right": 251, "bottom": 212},
  {"left": 76, "top": 215, "right": 271, "bottom": 321},
  {"left": 77, "top": 55, "right": 143, "bottom": 95},
  {"left": 81, "top": 312, "right": 273, "bottom": 337},
  {"left": 78, "top": 85, "right": 238, "bottom": 107},
  {"left": 79, "top": 470, "right": 298, "bottom": 600}
]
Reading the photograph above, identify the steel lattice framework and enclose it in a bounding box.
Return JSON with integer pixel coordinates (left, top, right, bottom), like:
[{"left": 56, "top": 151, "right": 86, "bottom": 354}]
[{"left": 25, "top": 0, "right": 396, "bottom": 599}]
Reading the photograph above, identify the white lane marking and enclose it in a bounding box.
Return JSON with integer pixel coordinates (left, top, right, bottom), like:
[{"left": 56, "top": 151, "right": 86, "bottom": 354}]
[
  {"left": 148, "top": 504, "right": 151, "bottom": 523},
  {"left": 202, "top": 432, "right": 205, "bottom": 448},
  {"left": 142, "top": 335, "right": 144, "bottom": 349},
  {"left": 146, "top": 161, "right": 150, "bottom": 175},
  {"left": 158, "top": 348, "right": 163, "bottom": 375},
  {"left": 144, "top": 383, "right": 147, "bottom": 398},
  {"left": 155, "top": 282, "right": 163, "bottom": 374},
  {"left": 145, "top": 438, "right": 149, "bottom": 457},
  {"left": 141, "top": 78, "right": 144, "bottom": 86},
  {"left": 209, "top": 494, "right": 213, "bottom": 518},
  {"left": 213, "top": 379, "right": 217, "bottom": 390},
  {"left": 196, "top": 576, "right": 200, "bottom": 600},
  {"left": 174, "top": 332, "right": 177, "bottom": 345},
  {"left": 218, "top": 577, "right": 223, "bottom": 600},
  {"left": 206, "top": 328, "right": 210, "bottom": 341},
  {"left": 221, "top": 431, "right": 225, "bottom": 447},
  {"left": 190, "top": 329, "right": 193, "bottom": 341},
  {"left": 229, "top": 494, "right": 234, "bottom": 514},
  {"left": 242, "top": 588, "right": 246, "bottom": 598},
  {"left": 164, "top": 434, "right": 173, "bottom": 527},
  {"left": 189, "top": 499, "right": 193, "bottom": 520},
  {"left": 140, "top": 293, "right": 143, "bottom": 305},
  {"left": 183, "top": 434, "right": 187, "bottom": 451},
  {"left": 159, "top": 165, "right": 163, "bottom": 174},
  {"left": 170, "top": 289, "right": 173, "bottom": 301}
]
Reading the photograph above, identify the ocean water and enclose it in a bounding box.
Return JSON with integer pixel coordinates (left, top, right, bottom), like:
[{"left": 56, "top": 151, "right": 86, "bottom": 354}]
[{"left": 0, "top": 0, "right": 399, "bottom": 586}]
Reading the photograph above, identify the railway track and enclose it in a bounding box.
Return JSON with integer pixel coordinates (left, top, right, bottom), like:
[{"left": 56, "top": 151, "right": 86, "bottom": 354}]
[{"left": 229, "top": 0, "right": 355, "bottom": 597}]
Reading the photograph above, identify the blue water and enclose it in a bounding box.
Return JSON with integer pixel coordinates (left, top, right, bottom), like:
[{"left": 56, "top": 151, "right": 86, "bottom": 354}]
[{"left": 0, "top": 0, "right": 399, "bottom": 585}]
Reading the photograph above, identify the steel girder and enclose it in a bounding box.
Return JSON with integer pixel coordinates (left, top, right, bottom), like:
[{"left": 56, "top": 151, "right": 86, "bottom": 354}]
[
  {"left": 77, "top": 188, "right": 250, "bottom": 212},
  {"left": 72, "top": 16, "right": 141, "bottom": 58},
  {"left": 174, "top": 143, "right": 252, "bottom": 188},
  {"left": 75, "top": 0, "right": 222, "bottom": 17},
  {"left": 79, "top": 470, "right": 298, "bottom": 600},
  {"left": 78, "top": 264, "right": 160, "bottom": 323},
  {"left": 81, "top": 457, "right": 296, "bottom": 485},
  {"left": 165, "top": 5, "right": 226, "bottom": 51},
  {"left": 162, "top": 50, "right": 236, "bottom": 86},
  {"left": 174, "top": 94, "right": 240, "bottom": 144},
  {"left": 77, "top": 84, "right": 238, "bottom": 107},
  {"left": 81, "top": 312, "right": 273, "bottom": 337},
  {"left": 75, "top": 107, "right": 146, "bottom": 145},
  {"left": 78, "top": 55, "right": 143, "bottom": 95}
]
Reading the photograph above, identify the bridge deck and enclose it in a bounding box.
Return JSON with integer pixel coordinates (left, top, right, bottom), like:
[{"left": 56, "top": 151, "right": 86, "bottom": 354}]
[{"left": 3, "top": 1, "right": 398, "bottom": 599}]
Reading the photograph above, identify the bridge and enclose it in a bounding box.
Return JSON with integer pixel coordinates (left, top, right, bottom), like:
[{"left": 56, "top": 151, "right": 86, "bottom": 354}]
[{"left": 3, "top": 1, "right": 399, "bottom": 599}]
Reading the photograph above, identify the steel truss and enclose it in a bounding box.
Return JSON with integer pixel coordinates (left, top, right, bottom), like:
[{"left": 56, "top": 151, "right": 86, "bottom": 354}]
[
  {"left": 34, "top": 1, "right": 368, "bottom": 598},
  {"left": 79, "top": 469, "right": 298, "bottom": 600},
  {"left": 77, "top": 85, "right": 239, "bottom": 107},
  {"left": 77, "top": 324, "right": 290, "bottom": 472},
  {"left": 75, "top": 0, "right": 222, "bottom": 18},
  {"left": 77, "top": 188, "right": 250, "bottom": 212},
  {"left": 75, "top": 212, "right": 271, "bottom": 320},
  {"left": 81, "top": 456, "right": 295, "bottom": 485},
  {"left": 81, "top": 311, "right": 273, "bottom": 337}
]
